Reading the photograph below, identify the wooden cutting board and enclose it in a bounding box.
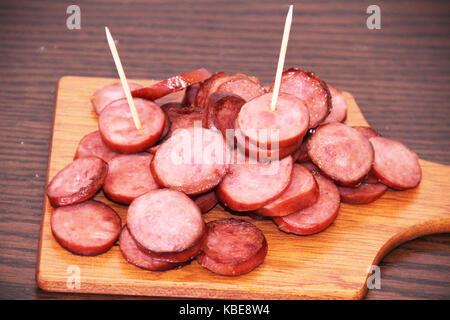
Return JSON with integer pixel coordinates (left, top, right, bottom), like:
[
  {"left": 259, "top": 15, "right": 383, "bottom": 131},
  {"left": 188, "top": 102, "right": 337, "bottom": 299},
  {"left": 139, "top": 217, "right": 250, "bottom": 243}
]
[{"left": 36, "top": 76, "right": 450, "bottom": 299}]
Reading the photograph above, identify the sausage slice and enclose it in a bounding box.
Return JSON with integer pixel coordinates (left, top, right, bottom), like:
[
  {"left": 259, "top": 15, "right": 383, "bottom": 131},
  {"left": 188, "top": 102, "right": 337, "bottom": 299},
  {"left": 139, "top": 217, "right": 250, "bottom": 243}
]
[
  {"left": 217, "top": 76, "right": 266, "bottom": 102},
  {"left": 338, "top": 180, "right": 387, "bottom": 204},
  {"left": 51, "top": 200, "right": 121, "bottom": 255},
  {"left": 197, "top": 219, "right": 267, "bottom": 276},
  {"left": 307, "top": 122, "right": 374, "bottom": 186},
  {"left": 273, "top": 172, "right": 340, "bottom": 235},
  {"left": 127, "top": 189, "right": 204, "bottom": 254},
  {"left": 91, "top": 82, "right": 143, "bottom": 115},
  {"left": 237, "top": 92, "right": 309, "bottom": 148},
  {"left": 151, "top": 127, "right": 230, "bottom": 195},
  {"left": 132, "top": 68, "right": 211, "bottom": 100},
  {"left": 192, "top": 190, "right": 218, "bottom": 214},
  {"left": 216, "top": 152, "right": 293, "bottom": 211},
  {"left": 275, "top": 68, "right": 331, "bottom": 128},
  {"left": 321, "top": 85, "right": 348, "bottom": 124},
  {"left": 74, "top": 131, "right": 118, "bottom": 162},
  {"left": 119, "top": 226, "right": 181, "bottom": 271},
  {"left": 256, "top": 164, "right": 319, "bottom": 217},
  {"left": 103, "top": 153, "right": 159, "bottom": 204},
  {"left": 369, "top": 137, "right": 422, "bottom": 190},
  {"left": 46, "top": 157, "right": 108, "bottom": 207},
  {"left": 98, "top": 97, "right": 166, "bottom": 153}
]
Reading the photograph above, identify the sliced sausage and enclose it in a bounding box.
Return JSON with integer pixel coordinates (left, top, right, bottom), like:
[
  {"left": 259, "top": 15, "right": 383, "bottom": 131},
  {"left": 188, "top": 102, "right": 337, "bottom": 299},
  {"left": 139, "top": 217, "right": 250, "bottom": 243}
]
[
  {"left": 217, "top": 76, "right": 266, "bottom": 102},
  {"left": 151, "top": 127, "right": 230, "bottom": 195},
  {"left": 274, "top": 68, "right": 331, "bottom": 128},
  {"left": 195, "top": 72, "right": 229, "bottom": 110},
  {"left": 216, "top": 151, "right": 293, "bottom": 211},
  {"left": 131, "top": 68, "right": 211, "bottom": 100},
  {"left": 369, "top": 137, "right": 422, "bottom": 190},
  {"left": 256, "top": 164, "right": 319, "bottom": 217},
  {"left": 74, "top": 131, "right": 118, "bottom": 162},
  {"left": 192, "top": 190, "right": 218, "bottom": 214},
  {"left": 234, "top": 123, "right": 302, "bottom": 161},
  {"left": 119, "top": 226, "right": 181, "bottom": 271},
  {"left": 273, "top": 172, "right": 340, "bottom": 235},
  {"left": 321, "top": 85, "right": 347, "bottom": 124},
  {"left": 338, "top": 181, "right": 387, "bottom": 204},
  {"left": 197, "top": 218, "right": 267, "bottom": 276},
  {"left": 206, "top": 92, "right": 246, "bottom": 135},
  {"left": 98, "top": 97, "right": 166, "bottom": 153},
  {"left": 127, "top": 189, "right": 204, "bottom": 255},
  {"left": 237, "top": 92, "right": 309, "bottom": 148},
  {"left": 51, "top": 200, "right": 121, "bottom": 255},
  {"left": 182, "top": 83, "right": 201, "bottom": 108},
  {"left": 307, "top": 122, "right": 374, "bottom": 186},
  {"left": 137, "top": 229, "right": 207, "bottom": 263},
  {"left": 103, "top": 153, "right": 159, "bottom": 204},
  {"left": 46, "top": 157, "right": 108, "bottom": 207},
  {"left": 352, "top": 126, "right": 381, "bottom": 139},
  {"left": 91, "top": 82, "right": 143, "bottom": 115}
]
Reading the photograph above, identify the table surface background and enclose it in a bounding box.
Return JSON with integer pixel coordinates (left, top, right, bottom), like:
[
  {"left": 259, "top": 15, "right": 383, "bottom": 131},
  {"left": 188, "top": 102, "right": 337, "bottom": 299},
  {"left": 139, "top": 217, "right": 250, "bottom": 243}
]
[{"left": 0, "top": 0, "right": 449, "bottom": 300}]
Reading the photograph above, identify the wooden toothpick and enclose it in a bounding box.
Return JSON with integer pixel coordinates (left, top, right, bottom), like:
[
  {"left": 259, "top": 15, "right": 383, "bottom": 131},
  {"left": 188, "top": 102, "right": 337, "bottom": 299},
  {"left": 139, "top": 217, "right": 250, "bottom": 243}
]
[
  {"left": 270, "top": 5, "right": 293, "bottom": 112},
  {"left": 105, "top": 26, "right": 142, "bottom": 130}
]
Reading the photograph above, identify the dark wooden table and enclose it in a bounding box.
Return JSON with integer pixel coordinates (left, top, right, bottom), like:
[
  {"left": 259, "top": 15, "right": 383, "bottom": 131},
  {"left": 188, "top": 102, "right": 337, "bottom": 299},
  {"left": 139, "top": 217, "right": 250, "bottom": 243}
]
[{"left": 0, "top": 0, "right": 449, "bottom": 300}]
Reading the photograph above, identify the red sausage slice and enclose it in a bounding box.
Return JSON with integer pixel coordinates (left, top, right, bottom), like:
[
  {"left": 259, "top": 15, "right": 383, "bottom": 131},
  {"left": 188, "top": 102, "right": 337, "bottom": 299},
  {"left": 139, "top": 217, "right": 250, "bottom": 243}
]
[
  {"left": 197, "top": 218, "right": 267, "bottom": 276},
  {"left": 51, "top": 200, "right": 121, "bottom": 255},
  {"left": 273, "top": 173, "right": 340, "bottom": 235},
  {"left": 338, "top": 181, "right": 387, "bottom": 204},
  {"left": 182, "top": 83, "right": 201, "bottom": 109},
  {"left": 321, "top": 85, "right": 348, "bottom": 124},
  {"left": 103, "top": 153, "right": 159, "bottom": 204},
  {"left": 98, "top": 97, "right": 166, "bottom": 153},
  {"left": 206, "top": 92, "right": 245, "bottom": 135},
  {"left": 151, "top": 127, "right": 230, "bottom": 195},
  {"left": 216, "top": 152, "right": 293, "bottom": 211},
  {"left": 352, "top": 126, "right": 381, "bottom": 139},
  {"left": 193, "top": 190, "right": 218, "bottom": 214},
  {"left": 46, "top": 157, "right": 108, "bottom": 207},
  {"left": 307, "top": 122, "right": 374, "bottom": 186},
  {"left": 131, "top": 68, "right": 211, "bottom": 100},
  {"left": 91, "top": 82, "right": 143, "bottom": 115},
  {"left": 127, "top": 189, "right": 204, "bottom": 254},
  {"left": 237, "top": 92, "right": 309, "bottom": 148},
  {"left": 217, "top": 76, "right": 266, "bottom": 102},
  {"left": 275, "top": 68, "right": 331, "bottom": 128},
  {"left": 234, "top": 123, "right": 302, "bottom": 161},
  {"left": 195, "top": 72, "right": 229, "bottom": 110},
  {"left": 74, "top": 131, "right": 118, "bottom": 162},
  {"left": 257, "top": 164, "right": 319, "bottom": 217},
  {"left": 369, "top": 137, "right": 422, "bottom": 190},
  {"left": 119, "top": 226, "right": 181, "bottom": 271},
  {"left": 136, "top": 229, "right": 207, "bottom": 263}
]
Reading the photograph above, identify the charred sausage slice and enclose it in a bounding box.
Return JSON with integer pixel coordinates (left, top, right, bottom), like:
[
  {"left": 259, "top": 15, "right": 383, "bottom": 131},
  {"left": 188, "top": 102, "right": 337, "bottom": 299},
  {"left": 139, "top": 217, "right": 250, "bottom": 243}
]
[{"left": 197, "top": 218, "right": 267, "bottom": 276}]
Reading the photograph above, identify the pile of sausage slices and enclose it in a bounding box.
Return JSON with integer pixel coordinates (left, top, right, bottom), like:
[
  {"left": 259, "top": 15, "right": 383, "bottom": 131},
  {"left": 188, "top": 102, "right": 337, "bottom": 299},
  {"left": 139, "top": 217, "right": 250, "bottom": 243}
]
[{"left": 46, "top": 68, "right": 422, "bottom": 276}]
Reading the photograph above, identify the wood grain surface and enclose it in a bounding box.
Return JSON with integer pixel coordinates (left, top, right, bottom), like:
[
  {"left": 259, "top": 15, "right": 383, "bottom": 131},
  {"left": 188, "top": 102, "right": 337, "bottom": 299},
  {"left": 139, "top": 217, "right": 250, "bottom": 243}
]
[{"left": 0, "top": 0, "right": 449, "bottom": 299}]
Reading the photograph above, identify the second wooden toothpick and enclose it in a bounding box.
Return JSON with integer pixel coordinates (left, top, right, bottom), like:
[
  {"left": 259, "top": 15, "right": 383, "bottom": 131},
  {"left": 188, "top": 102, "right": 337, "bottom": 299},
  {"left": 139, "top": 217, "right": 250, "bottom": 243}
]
[
  {"left": 270, "top": 5, "right": 293, "bottom": 112},
  {"left": 105, "top": 26, "right": 142, "bottom": 130}
]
